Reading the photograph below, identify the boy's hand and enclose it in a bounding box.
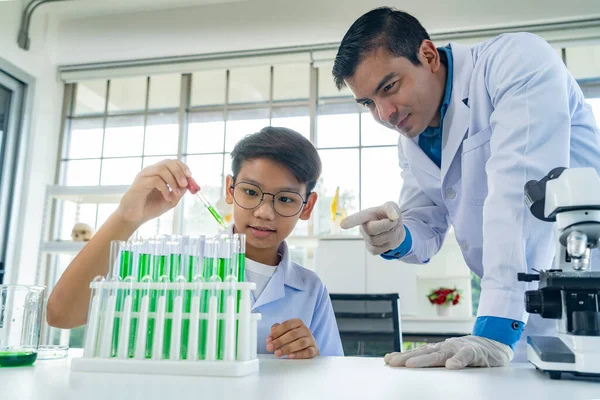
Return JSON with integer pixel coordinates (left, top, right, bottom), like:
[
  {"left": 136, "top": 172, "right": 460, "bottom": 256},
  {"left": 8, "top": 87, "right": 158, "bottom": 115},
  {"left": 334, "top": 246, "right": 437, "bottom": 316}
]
[
  {"left": 266, "top": 319, "right": 319, "bottom": 359},
  {"left": 115, "top": 159, "right": 192, "bottom": 227}
]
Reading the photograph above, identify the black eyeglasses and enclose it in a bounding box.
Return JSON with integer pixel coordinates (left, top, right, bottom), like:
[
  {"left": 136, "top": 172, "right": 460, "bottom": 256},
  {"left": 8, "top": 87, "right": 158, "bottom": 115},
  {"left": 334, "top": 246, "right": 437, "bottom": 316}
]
[{"left": 230, "top": 181, "right": 308, "bottom": 217}]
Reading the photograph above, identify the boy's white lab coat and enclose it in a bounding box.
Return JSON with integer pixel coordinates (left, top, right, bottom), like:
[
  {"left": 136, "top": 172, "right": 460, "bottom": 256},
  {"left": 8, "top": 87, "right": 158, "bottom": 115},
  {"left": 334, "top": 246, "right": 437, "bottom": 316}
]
[
  {"left": 247, "top": 241, "right": 344, "bottom": 357},
  {"left": 396, "top": 33, "right": 600, "bottom": 360}
]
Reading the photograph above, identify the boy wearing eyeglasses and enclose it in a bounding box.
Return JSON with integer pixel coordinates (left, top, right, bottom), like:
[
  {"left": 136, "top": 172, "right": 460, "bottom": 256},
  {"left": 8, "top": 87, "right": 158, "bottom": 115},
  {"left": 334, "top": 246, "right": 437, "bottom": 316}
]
[{"left": 47, "top": 126, "right": 343, "bottom": 359}]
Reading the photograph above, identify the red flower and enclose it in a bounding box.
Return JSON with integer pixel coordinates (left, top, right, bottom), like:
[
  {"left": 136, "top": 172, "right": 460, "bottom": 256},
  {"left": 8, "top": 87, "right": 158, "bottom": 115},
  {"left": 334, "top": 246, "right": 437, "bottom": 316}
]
[
  {"left": 438, "top": 295, "right": 447, "bottom": 304},
  {"left": 453, "top": 294, "right": 460, "bottom": 305}
]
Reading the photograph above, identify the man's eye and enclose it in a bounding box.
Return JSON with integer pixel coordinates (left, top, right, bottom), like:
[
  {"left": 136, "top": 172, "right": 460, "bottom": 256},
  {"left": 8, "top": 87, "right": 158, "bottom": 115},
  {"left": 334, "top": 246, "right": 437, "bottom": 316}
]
[
  {"left": 362, "top": 100, "right": 373, "bottom": 108},
  {"left": 383, "top": 81, "right": 396, "bottom": 92}
]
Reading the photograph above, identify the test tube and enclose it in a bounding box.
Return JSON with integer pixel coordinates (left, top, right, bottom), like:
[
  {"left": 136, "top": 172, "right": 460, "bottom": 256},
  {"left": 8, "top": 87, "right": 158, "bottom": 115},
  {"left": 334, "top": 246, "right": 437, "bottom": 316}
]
[
  {"left": 205, "top": 238, "right": 221, "bottom": 361},
  {"left": 187, "top": 273, "right": 204, "bottom": 361},
  {"left": 237, "top": 277, "right": 252, "bottom": 361},
  {"left": 135, "top": 274, "right": 152, "bottom": 360},
  {"left": 161, "top": 236, "right": 182, "bottom": 359},
  {"left": 182, "top": 236, "right": 204, "bottom": 360},
  {"left": 146, "top": 238, "right": 164, "bottom": 359},
  {"left": 108, "top": 240, "right": 128, "bottom": 358},
  {"left": 152, "top": 275, "right": 169, "bottom": 360},
  {"left": 223, "top": 235, "right": 238, "bottom": 361},
  {"left": 117, "top": 276, "right": 135, "bottom": 359},
  {"left": 198, "top": 238, "right": 215, "bottom": 360},
  {"left": 127, "top": 240, "right": 144, "bottom": 358},
  {"left": 216, "top": 234, "right": 232, "bottom": 360},
  {"left": 83, "top": 276, "right": 105, "bottom": 358}
]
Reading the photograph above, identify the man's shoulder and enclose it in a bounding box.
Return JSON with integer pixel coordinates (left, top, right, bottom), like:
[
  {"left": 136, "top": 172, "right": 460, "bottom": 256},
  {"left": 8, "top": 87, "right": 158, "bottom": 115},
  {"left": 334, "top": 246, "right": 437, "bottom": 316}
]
[{"left": 471, "top": 32, "right": 552, "bottom": 63}]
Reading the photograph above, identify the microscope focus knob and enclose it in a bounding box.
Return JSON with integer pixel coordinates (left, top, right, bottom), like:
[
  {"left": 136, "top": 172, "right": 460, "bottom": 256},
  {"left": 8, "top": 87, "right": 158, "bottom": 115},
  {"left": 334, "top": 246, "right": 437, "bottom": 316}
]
[{"left": 525, "top": 289, "right": 562, "bottom": 319}]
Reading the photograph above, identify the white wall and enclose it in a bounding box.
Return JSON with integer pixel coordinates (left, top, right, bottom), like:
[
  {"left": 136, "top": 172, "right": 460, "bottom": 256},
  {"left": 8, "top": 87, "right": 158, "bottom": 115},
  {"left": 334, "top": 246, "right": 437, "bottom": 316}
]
[
  {"left": 54, "top": 0, "right": 600, "bottom": 65},
  {"left": 315, "top": 234, "right": 472, "bottom": 318},
  {"left": 0, "top": 1, "right": 63, "bottom": 285}
]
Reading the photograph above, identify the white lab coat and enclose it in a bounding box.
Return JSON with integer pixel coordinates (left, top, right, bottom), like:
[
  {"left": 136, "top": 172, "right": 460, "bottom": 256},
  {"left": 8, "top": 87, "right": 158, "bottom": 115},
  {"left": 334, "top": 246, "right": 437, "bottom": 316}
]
[{"left": 395, "top": 33, "right": 600, "bottom": 361}]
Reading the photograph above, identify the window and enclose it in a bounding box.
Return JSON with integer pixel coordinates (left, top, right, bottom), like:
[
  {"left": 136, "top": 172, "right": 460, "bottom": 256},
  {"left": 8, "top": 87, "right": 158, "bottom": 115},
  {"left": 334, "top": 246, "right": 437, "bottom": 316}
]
[{"left": 60, "top": 64, "right": 404, "bottom": 262}]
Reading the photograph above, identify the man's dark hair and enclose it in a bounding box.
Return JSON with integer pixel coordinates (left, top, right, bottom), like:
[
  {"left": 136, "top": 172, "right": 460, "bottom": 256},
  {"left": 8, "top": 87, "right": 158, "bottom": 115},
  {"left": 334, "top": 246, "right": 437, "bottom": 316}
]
[
  {"left": 231, "top": 126, "right": 322, "bottom": 195},
  {"left": 332, "top": 7, "right": 430, "bottom": 90}
]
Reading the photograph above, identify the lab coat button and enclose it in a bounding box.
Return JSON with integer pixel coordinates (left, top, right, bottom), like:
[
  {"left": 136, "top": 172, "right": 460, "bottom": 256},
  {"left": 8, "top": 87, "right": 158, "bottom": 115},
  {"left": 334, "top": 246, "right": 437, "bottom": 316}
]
[{"left": 445, "top": 189, "right": 456, "bottom": 199}]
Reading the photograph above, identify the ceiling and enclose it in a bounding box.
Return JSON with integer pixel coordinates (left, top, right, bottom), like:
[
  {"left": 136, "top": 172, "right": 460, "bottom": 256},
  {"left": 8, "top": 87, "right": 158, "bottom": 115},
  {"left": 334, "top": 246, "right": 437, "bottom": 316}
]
[{"left": 42, "top": 0, "right": 247, "bottom": 20}]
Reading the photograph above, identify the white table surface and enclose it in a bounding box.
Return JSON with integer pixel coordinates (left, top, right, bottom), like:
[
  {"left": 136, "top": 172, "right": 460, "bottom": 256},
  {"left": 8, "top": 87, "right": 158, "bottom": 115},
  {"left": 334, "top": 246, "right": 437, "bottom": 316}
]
[{"left": 1, "top": 350, "right": 599, "bottom": 400}]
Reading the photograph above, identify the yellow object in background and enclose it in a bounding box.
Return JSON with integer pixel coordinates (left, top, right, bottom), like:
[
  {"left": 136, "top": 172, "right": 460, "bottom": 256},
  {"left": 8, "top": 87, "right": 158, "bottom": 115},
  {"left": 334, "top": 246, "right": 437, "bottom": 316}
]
[
  {"left": 331, "top": 187, "right": 339, "bottom": 222},
  {"left": 216, "top": 197, "right": 233, "bottom": 224}
]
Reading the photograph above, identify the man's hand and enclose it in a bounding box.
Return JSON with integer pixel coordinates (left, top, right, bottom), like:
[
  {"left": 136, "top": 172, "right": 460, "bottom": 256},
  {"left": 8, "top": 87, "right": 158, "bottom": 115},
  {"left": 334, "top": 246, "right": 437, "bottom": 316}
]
[
  {"left": 266, "top": 319, "right": 319, "bottom": 359},
  {"left": 384, "top": 336, "right": 513, "bottom": 369},
  {"left": 340, "top": 201, "right": 405, "bottom": 255}
]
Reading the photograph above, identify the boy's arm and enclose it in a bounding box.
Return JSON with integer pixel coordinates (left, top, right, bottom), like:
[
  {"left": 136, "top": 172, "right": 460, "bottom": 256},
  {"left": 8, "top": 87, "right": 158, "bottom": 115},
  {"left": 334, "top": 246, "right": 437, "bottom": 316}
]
[
  {"left": 46, "top": 160, "right": 191, "bottom": 329},
  {"left": 46, "top": 215, "right": 137, "bottom": 328},
  {"left": 310, "top": 284, "right": 344, "bottom": 357}
]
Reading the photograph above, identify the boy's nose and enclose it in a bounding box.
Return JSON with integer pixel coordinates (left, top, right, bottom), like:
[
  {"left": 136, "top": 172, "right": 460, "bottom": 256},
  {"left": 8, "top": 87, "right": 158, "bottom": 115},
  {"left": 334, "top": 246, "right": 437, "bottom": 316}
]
[{"left": 253, "top": 200, "right": 276, "bottom": 220}]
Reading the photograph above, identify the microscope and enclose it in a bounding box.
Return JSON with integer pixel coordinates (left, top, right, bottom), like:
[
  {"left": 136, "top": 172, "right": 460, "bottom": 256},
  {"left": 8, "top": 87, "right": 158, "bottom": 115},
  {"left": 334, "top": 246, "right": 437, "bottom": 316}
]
[{"left": 518, "top": 167, "right": 600, "bottom": 379}]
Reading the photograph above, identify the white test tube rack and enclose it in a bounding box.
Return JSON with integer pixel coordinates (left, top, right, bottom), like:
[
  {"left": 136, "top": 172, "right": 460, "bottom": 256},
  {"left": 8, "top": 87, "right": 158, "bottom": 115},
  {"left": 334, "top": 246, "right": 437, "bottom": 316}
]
[{"left": 71, "top": 280, "right": 260, "bottom": 377}]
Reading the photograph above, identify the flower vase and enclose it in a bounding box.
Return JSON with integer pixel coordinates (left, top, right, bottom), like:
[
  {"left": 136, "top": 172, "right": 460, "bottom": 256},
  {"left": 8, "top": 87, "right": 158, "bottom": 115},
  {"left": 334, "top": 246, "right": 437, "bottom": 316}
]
[{"left": 435, "top": 304, "right": 452, "bottom": 317}]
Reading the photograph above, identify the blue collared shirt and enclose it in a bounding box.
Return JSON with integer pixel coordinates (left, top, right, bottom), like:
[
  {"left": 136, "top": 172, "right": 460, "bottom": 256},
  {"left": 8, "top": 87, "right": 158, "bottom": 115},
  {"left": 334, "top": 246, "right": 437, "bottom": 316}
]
[
  {"left": 418, "top": 46, "right": 453, "bottom": 169},
  {"left": 382, "top": 46, "right": 453, "bottom": 261}
]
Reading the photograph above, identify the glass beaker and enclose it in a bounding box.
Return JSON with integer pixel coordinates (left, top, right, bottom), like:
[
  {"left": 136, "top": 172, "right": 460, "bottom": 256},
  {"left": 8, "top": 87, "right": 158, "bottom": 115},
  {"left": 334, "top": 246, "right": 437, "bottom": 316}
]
[{"left": 0, "top": 285, "right": 45, "bottom": 367}]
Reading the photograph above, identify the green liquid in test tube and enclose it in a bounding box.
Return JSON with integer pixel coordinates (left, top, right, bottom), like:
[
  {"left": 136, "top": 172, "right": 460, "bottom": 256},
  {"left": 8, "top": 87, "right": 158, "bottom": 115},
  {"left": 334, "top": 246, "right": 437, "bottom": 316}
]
[
  {"left": 180, "top": 254, "right": 194, "bottom": 360},
  {"left": 130, "top": 248, "right": 151, "bottom": 358},
  {"left": 187, "top": 177, "right": 227, "bottom": 229},
  {"left": 217, "top": 258, "right": 229, "bottom": 360},
  {"left": 199, "top": 247, "right": 214, "bottom": 359},
  {"left": 237, "top": 234, "right": 246, "bottom": 310},
  {"left": 112, "top": 244, "right": 133, "bottom": 358},
  {"left": 147, "top": 249, "right": 167, "bottom": 358},
  {"left": 161, "top": 242, "right": 182, "bottom": 360},
  {"left": 181, "top": 237, "right": 203, "bottom": 360}
]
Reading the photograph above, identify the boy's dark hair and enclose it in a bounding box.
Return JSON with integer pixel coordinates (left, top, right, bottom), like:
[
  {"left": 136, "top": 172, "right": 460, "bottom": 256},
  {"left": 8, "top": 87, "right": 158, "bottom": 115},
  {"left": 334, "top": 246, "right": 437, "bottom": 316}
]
[
  {"left": 231, "top": 126, "right": 322, "bottom": 195},
  {"left": 332, "top": 7, "right": 430, "bottom": 90}
]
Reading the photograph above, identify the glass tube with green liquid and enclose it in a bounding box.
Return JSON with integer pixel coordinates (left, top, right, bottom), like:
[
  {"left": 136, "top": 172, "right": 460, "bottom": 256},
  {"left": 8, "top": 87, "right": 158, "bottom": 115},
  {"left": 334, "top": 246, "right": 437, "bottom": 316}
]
[
  {"left": 236, "top": 234, "right": 246, "bottom": 310},
  {"left": 109, "top": 241, "right": 132, "bottom": 358},
  {"left": 199, "top": 238, "right": 216, "bottom": 359},
  {"left": 217, "top": 234, "right": 232, "bottom": 360},
  {"left": 186, "top": 177, "right": 227, "bottom": 230},
  {"left": 182, "top": 236, "right": 204, "bottom": 360},
  {"left": 149, "top": 239, "right": 167, "bottom": 359},
  {"left": 162, "top": 236, "right": 182, "bottom": 360}
]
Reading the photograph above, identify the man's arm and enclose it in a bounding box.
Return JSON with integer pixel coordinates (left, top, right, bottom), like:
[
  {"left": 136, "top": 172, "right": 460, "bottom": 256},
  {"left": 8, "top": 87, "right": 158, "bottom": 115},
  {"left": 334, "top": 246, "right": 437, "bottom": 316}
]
[{"left": 474, "top": 33, "right": 572, "bottom": 347}]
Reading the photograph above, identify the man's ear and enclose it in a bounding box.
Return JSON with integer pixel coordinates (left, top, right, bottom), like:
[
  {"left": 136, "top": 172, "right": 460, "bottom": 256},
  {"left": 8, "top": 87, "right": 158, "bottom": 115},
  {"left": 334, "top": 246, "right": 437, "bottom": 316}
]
[
  {"left": 420, "top": 39, "right": 441, "bottom": 73},
  {"left": 225, "top": 175, "right": 234, "bottom": 205},
  {"left": 299, "top": 192, "right": 318, "bottom": 221}
]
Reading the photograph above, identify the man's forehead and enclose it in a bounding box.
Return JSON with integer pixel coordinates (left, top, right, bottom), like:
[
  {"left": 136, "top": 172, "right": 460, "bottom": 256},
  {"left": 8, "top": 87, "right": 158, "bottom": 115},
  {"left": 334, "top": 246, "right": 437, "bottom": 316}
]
[{"left": 345, "top": 52, "right": 401, "bottom": 96}]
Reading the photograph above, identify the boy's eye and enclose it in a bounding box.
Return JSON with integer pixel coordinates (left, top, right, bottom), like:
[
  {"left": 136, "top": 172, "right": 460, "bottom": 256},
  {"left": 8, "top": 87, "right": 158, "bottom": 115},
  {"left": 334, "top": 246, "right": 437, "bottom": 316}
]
[
  {"left": 361, "top": 99, "right": 373, "bottom": 108},
  {"left": 244, "top": 189, "right": 259, "bottom": 196},
  {"left": 278, "top": 196, "right": 294, "bottom": 204},
  {"left": 383, "top": 81, "right": 396, "bottom": 93}
]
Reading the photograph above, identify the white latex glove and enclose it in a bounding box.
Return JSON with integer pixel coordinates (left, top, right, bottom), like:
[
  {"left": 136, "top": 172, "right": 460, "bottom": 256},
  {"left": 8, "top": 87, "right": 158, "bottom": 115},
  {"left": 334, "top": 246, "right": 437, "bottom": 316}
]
[
  {"left": 384, "top": 336, "right": 513, "bottom": 370},
  {"left": 340, "top": 201, "right": 405, "bottom": 255}
]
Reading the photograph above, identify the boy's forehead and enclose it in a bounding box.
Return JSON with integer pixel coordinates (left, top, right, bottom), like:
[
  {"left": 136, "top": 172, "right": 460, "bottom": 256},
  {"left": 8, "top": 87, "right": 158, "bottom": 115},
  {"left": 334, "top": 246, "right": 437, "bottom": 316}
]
[{"left": 237, "top": 159, "right": 306, "bottom": 192}]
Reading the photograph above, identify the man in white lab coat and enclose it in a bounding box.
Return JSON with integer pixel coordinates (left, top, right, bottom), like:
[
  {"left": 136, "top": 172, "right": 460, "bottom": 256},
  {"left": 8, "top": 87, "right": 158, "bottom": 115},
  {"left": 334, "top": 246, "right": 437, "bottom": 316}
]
[{"left": 334, "top": 7, "right": 600, "bottom": 368}]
